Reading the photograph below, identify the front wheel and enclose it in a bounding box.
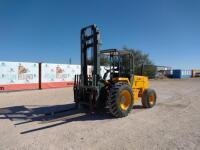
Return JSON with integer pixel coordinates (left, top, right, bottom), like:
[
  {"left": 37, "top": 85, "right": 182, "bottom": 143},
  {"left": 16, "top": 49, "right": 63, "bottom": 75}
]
[
  {"left": 142, "top": 89, "right": 157, "bottom": 108},
  {"left": 108, "top": 83, "right": 134, "bottom": 117}
]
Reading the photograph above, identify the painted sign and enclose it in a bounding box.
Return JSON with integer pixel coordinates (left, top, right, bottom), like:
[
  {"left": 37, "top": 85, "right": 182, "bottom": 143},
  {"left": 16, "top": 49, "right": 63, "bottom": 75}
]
[
  {"left": 41, "top": 63, "right": 81, "bottom": 82},
  {"left": 42, "top": 64, "right": 107, "bottom": 82},
  {"left": 0, "top": 61, "right": 38, "bottom": 85}
]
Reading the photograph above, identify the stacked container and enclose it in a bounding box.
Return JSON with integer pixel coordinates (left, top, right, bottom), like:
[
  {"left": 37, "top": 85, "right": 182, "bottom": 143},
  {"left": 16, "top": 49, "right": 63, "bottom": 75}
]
[{"left": 173, "top": 69, "right": 192, "bottom": 78}]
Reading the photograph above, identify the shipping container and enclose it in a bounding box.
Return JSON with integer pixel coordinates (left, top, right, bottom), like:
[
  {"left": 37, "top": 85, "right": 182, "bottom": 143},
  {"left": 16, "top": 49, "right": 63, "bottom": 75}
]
[
  {"left": 173, "top": 69, "right": 192, "bottom": 79},
  {"left": 192, "top": 69, "right": 200, "bottom": 77}
]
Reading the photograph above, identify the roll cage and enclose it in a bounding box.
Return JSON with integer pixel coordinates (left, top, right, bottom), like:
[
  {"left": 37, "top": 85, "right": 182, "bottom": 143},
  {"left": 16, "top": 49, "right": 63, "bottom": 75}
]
[{"left": 100, "top": 49, "right": 134, "bottom": 79}]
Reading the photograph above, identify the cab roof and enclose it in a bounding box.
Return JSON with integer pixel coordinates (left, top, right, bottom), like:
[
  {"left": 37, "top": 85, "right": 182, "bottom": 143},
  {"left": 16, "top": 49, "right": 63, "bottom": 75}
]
[{"left": 100, "top": 49, "right": 131, "bottom": 56}]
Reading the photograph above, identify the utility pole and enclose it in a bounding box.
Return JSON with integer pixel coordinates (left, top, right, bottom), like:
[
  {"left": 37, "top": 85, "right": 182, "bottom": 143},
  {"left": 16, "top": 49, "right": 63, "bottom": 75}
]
[{"left": 69, "top": 58, "right": 72, "bottom": 64}]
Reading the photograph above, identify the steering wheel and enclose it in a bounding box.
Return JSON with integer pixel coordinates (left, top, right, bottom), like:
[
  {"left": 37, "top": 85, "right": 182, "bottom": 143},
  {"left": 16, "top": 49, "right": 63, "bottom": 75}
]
[
  {"left": 104, "top": 66, "right": 119, "bottom": 72},
  {"left": 104, "top": 66, "right": 110, "bottom": 72}
]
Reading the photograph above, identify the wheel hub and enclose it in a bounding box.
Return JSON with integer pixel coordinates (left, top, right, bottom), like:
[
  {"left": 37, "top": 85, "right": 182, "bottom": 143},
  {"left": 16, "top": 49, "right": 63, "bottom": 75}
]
[
  {"left": 120, "top": 96, "right": 126, "bottom": 103},
  {"left": 118, "top": 90, "right": 132, "bottom": 111}
]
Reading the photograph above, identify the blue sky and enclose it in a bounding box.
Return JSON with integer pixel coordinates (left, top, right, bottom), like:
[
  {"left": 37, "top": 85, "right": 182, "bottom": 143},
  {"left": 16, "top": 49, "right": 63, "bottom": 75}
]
[{"left": 0, "top": 0, "right": 200, "bottom": 69}]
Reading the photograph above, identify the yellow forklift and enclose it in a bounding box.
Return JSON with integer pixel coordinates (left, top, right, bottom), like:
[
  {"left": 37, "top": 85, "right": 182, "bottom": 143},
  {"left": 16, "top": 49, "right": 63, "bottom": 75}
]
[{"left": 74, "top": 24, "right": 157, "bottom": 117}]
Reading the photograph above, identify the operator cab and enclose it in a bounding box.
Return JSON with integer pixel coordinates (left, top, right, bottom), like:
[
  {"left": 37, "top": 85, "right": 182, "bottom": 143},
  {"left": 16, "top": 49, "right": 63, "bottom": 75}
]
[{"left": 100, "top": 49, "right": 134, "bottom": 81}]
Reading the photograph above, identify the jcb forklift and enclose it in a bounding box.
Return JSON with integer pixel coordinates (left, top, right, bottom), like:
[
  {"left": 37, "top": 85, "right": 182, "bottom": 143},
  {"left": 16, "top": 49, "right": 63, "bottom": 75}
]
[{"left": 74, "top": 24, "right": 157, "bottom": 117}]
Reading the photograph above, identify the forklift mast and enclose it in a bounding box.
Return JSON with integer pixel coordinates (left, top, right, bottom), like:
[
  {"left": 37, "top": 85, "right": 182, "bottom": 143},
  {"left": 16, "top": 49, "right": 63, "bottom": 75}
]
[{"left": 80, "top": 24, "right": 101, "bottom": 86}]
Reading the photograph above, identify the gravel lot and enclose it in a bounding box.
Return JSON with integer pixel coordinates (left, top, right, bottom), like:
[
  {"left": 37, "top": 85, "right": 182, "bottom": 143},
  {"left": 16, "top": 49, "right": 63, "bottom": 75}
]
[{"left": 0, "top": 78, "right": 200, "bottom": 150}]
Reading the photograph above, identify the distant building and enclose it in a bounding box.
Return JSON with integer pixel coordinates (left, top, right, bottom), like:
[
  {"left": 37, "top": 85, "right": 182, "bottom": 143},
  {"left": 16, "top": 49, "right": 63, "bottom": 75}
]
[{"left": 156, "top": 66, "right": 172, "bottom": 78}]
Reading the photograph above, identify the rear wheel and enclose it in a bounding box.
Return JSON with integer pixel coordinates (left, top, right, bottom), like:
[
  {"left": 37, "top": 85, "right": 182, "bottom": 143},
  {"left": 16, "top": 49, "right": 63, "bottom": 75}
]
[
  {"left": 108, "top": 83, "right": 133, "bottom": 117},
  {"left": 142, "top": 89, "right": 157, "bottom": 108}
]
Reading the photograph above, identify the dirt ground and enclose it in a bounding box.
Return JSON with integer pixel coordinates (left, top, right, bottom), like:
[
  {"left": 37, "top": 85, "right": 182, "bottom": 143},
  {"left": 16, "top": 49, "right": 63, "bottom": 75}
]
[{"left": 0, "top": 78, "right": 200, "bottom": 150}]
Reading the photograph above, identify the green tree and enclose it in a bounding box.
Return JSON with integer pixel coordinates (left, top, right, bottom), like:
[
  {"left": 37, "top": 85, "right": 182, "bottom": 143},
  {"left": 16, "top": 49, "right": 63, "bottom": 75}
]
[{"left": 123, "top": 47, "right": 156, "bottom": 78}]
